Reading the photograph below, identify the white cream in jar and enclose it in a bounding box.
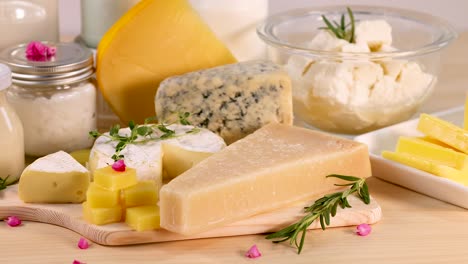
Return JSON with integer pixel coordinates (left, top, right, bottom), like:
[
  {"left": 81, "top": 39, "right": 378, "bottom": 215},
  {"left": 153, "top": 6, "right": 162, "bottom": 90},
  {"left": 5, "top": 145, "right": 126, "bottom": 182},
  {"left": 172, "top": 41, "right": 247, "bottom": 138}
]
[{"left": 0, "top": 42, "right": 96, "bottom": 156}]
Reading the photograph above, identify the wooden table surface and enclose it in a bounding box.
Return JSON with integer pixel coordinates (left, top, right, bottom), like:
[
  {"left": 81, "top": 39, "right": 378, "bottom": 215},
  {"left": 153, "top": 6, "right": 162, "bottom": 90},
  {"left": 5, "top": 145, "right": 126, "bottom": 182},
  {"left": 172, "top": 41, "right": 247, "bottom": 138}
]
[{"left": 1, "top": 33, "right": 467, "bottom": 264}]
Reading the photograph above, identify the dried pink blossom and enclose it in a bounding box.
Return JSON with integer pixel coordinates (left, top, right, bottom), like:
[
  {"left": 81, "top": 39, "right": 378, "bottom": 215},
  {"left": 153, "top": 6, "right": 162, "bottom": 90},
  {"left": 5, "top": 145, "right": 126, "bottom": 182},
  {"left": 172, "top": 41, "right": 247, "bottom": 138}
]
[
  {"left": 77, "top": 237, "right": 89, "bottom": 249},
  {"left": 356, "top": 223, "right": 372, "bottom": 236},
  {"left": 5, "top": 216, "right": 21, "bottom": 227},
  {"left": 25, "top": 41, "right": 56, "bottom": 61},
  {"left": 245, "top": 244, "right": 262, "bottom": 259},
  {"left": 112, "top": 159, "right": 126, "bottom": 172}
]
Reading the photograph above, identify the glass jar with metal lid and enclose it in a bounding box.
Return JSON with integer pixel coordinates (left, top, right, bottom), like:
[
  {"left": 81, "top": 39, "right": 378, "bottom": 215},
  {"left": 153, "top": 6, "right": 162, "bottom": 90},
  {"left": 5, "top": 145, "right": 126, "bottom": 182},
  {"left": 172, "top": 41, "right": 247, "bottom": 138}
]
[{"left": 0, "top": 42, "right": 96, "bottom": 157}]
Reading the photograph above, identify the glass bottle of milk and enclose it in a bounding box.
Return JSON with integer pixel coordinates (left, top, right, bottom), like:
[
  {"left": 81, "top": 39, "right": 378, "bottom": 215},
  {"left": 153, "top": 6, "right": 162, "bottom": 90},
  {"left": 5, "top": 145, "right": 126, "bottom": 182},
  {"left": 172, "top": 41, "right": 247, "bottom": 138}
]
[
  {"left": 0, "top": 64, "right": 24, "bottom": 185},
  {"left": 190, "top": 0, "right": 268, "bottom": 60},
  {"left": 80, "top": 0, "right": 268, "bottom": 60},
  {"left": 0, "top": 0, "right": 59, "bottom": 51}
]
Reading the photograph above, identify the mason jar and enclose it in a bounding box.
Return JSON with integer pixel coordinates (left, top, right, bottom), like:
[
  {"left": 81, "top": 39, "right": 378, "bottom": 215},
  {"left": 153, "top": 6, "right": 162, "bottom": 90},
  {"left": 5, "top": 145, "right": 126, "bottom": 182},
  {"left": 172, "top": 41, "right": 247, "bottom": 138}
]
[
  {"left": 0, "top": 42, "right": 96, "bottom": 157},
  {"left": 0, "top": 63, "right": 24, "bottom": 183}
]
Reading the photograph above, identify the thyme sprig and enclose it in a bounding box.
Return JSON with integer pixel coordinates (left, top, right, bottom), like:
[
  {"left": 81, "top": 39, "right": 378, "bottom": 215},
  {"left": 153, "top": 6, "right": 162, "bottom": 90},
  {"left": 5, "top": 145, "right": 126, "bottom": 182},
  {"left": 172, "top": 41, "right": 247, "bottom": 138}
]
[
  {"left": 0, "top": 175, "right": 18, "bottom": 191},
  {"left": 320, "top": 7, "right": 356, "bottom": 43},
  {"left": 265, "top": 174, "right": 370, "bottom": 254},
  {"left": 89, "top": 112, "right": 199, "bottom": 161}
]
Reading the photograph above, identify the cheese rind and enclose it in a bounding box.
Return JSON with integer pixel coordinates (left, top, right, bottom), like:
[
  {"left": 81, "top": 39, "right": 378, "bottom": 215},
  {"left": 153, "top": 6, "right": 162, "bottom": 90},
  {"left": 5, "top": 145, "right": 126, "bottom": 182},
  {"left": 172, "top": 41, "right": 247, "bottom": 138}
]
[
  {"left": 155, "top": 61, "right": 293, "bottom": 144},
  {"left": 160, "top": 124, "right": 371, "bottom": 235},
  {"left": 417, "top": 114, "right": 468, "bottom": 154},
  {"left": 18, "top": 151, "right": 89, "bottom": 203}
]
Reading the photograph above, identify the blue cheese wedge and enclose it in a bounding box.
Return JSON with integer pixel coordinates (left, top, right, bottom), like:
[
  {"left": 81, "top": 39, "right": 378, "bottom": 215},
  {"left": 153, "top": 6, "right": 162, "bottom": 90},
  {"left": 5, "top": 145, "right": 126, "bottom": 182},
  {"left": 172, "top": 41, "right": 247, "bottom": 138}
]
[
  {"left": 89, "top": 124, "right": 226, "bottom": 190},
  {"left": 155, "top": 61, "right": 293, "bottom": 144},
  {"left": 18, "top": 151, "right": 90, "bottom": 203}
]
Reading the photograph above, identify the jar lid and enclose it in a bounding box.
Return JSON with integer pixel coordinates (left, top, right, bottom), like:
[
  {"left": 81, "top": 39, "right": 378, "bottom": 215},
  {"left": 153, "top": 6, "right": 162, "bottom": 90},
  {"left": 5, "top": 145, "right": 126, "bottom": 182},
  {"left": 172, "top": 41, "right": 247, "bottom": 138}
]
[
  {"left": 0, "top": 42, "right": 94, "bottom": 86},
  {"left": 0, "top": 64, "right": 12, "bottom": 91}
]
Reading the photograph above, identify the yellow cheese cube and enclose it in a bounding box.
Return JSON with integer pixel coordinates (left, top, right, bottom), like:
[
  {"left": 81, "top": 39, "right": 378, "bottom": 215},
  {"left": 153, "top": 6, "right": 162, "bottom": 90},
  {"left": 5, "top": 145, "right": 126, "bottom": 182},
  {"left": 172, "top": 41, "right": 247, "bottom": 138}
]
[
  {"left": 96, "top": 0, "right": 236, "bottom": 123},
  {"left": 125, "top": 205, "right": 160, "bottom": 231},
  {"left": 122, "top": 181, "right": 158, "bottom": 207},
  {"left": 94, "top": 166, "right": 138, "bottom": 191},
  {"left": 417, "top": 114, "right": 468, "bottom": 154},
  {"left": 382, "top": 151, "right": 468, "bottom": 186},
  {"left": 82, "top": 202, "right": 122, "bottom": 225},
  {"left": 396, "top": 137, "right": 468, "bottom": 171},
  {"left": 86, "top": 183, "right": 121, "bottom": 208}
]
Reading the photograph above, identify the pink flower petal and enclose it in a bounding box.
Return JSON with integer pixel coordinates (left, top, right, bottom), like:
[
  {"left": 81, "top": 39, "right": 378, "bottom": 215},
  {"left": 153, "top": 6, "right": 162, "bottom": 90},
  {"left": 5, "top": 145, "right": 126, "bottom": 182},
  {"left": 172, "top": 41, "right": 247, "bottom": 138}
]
[
  {"left": 25, "top": 41, "right": 56, "bottom": 61},
  {"left": 112, "top": 159, "right": 126, "bottom": 172},
  {"left": 77, "top": 237, "right": 89, "bottom": 249},
  {"left": 245, "top": 244, "right": 262, "bottom": 258},
  {"left": 356, "top": 223, "right": 372, "bottom": 236},
  {"left": 47, "top": 46, "right": 57, "bottom": 56},
  {"left": 5, "top": 216, "right": 21, "bottom": 227},
  {"left": 73, "top": 260, "right": 84, "bottom": 264}
]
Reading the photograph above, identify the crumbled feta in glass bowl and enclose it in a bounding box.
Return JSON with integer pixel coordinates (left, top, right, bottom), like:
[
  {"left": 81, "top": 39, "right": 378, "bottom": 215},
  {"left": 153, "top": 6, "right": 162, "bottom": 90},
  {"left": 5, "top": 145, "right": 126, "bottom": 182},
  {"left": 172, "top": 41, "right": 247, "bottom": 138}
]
[{"left": 257, "top": 6, "right": 457, "bottom": 134}]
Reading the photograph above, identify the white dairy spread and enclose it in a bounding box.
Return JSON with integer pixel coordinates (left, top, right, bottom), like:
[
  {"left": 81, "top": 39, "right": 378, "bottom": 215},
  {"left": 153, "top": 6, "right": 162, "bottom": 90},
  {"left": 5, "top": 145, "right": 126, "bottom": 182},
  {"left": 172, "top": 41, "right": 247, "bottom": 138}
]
[
  {"left": 7, "top": 82, "right": 96, "bottom": 156},
  {"left": 287, "top": 20, "right": 435, "bottom": 133}
]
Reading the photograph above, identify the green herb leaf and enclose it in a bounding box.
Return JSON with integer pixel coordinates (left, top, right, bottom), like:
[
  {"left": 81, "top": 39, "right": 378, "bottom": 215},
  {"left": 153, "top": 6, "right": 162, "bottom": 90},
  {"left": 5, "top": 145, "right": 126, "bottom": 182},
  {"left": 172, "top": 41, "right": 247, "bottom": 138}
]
[
  {"left": 89, "top": 112, "right": 199, "bottom": 162},
  {"left": 144, "top": 116, "right": 157, "bottom": 124},
  {"left": 347, "top": 7, "right": 355, "bottom": 43},
  {"left": 327, "top": 174, "right": 361, "bottom": 182},
  {"left": 109, "top": 125, "right": 120, "bottom": 137},
  {"left": 0, "top": 175, "right": 10, "bottom": 191},
  {"left": 136, "top": 126, "right": 152, "bottom": 136},
  {"left": 320, "top": 7, "right": 356, "bottom": 43},
  {"left": 178, "top": 112, "right": 192, "bottom": 125},
  {"left": 265, "top": 174, "right": 371, "bottom": 254},
  {"left": 89, "top": 130, "right": 101, "bottom": 139},
  {"left": 128, "top": 120, "right": 136, "bottom": 130}
]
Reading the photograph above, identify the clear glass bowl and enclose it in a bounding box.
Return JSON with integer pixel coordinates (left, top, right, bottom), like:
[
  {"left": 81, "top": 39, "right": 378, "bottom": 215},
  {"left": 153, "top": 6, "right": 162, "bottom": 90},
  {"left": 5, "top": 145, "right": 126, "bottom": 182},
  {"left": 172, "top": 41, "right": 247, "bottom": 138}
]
[{"left": 257, "top": 6, "right": 457, "bottom": 134}]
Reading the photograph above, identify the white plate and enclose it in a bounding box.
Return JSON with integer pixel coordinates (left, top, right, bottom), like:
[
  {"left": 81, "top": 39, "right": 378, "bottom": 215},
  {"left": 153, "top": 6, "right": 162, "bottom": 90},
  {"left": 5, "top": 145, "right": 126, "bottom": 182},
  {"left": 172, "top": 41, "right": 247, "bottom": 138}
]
[{"left": 354, "top": 106, "right": 468, "bottom": 209}]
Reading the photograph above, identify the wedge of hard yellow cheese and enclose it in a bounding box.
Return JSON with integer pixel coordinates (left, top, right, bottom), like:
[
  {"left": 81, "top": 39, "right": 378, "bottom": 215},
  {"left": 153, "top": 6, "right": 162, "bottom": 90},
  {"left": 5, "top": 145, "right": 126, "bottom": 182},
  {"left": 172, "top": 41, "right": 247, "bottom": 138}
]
[
  {"left": 96, "top": 0, "right": 236, "bottom": 123},
  {"left": 160, "top": 123, "right": 372, "bottom": 235}
]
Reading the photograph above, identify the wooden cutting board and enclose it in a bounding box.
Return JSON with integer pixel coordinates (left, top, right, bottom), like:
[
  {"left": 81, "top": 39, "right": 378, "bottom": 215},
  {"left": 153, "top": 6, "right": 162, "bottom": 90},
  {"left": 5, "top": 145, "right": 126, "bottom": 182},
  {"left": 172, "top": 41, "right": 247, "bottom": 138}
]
[{"left": 0, "top": 184, "right": 382, "bottom": 246}]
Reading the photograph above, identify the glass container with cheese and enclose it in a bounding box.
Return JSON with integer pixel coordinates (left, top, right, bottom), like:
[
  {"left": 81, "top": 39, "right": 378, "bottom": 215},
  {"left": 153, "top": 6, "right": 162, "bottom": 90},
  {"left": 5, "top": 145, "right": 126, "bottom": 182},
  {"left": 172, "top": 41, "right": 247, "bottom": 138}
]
[
  {"left": 0, "top": 42, "right": 96, "bottom": 157},
  {"left": 257, "top": 6, "right": 457, "bottom": 134}
]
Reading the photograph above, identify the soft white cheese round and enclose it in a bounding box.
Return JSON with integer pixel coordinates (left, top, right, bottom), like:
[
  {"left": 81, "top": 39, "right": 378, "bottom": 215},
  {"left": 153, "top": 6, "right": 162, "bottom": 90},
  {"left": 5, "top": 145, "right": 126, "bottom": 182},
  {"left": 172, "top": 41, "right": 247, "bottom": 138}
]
[{"left": 89, "top": 124, "right": 226, "bottom": 190}]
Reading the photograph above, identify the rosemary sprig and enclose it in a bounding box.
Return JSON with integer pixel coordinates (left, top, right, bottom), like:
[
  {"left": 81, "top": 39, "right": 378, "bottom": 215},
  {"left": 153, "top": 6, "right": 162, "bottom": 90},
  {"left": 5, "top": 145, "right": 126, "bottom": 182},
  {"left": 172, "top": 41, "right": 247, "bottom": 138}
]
[
  {"left": 89, "top": 112, "right": 199, "bottom": 161},
  {"left": 265, "top": 174, "right": 370, "bottom": 254},
  {"left": 321, "top": 7, "right": 356, "bottom": 43}
]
